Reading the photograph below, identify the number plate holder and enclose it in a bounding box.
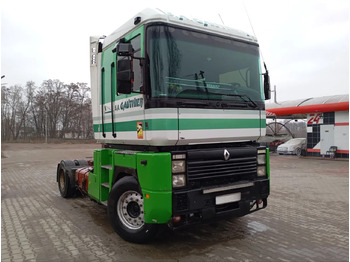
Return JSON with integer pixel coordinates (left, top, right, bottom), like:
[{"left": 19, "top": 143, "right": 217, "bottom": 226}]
[{"left": 215, "top": 192, "right": 241, "bottom": 205}]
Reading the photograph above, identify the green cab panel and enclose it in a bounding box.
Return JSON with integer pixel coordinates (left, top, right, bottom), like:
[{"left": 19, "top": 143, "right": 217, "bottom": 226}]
[
  {"left": 141, "top": 189, "right": 172, "bottom": 223},
  {"left": 136, "top": 153, "right": 172, "bottom": 223},
  {"left": 114, "top": 152, "right": 137, "bottom": 169},
  {"left": 88, "top": 172, "right": 99, "bottom": 201},
  {"left": 88, "top": 150, "right": 102, "bottom": 201},
  {"left": 266, "top": 148, "right": 270, "bottom": 189}
]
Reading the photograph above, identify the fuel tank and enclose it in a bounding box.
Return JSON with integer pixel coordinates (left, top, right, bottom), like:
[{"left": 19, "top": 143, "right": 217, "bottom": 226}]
[{"left": 75, "top": 166, "right": 93, "bottom": 194}]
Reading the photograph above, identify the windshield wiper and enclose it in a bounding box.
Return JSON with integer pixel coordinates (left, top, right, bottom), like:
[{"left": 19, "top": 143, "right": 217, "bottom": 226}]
[
  {"left": 220, "top": 102, "right": 247, "bottom": 108},
  {"left": 217, "top": 93, "right": 258, "bottom": 108},
  {"left": 195, "top": 71, "right": 209, "bottom": 96},
  {"left": 239, "top": 94, "right": 258, "bottom": 108},
  {"left": 177, "top": 100, "right": 210, "bottom": 107}
]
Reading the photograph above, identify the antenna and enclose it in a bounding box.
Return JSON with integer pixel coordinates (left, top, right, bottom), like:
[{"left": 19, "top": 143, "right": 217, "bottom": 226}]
[
  {"left": 218, "top": 13, "right": 225, "bottom": 25},
  {"left": 242, "top": 0, "right": 265, "bottom": 62},
  {"left": 242, "top": 0, "right": 272, "bottom": 101}
]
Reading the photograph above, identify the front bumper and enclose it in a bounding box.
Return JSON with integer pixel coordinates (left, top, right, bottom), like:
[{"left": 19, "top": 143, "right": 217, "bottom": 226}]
[
  {"left": 171, "top": 178, "right": 269, "bottom": 227},
  {"left": 277, "top": 150, "right": 293, "bottom": 155}
]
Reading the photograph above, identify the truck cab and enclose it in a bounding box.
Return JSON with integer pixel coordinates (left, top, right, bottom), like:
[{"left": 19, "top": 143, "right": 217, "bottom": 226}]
[{"left": 90, "top": 8, "right": 270, "bottom": 146}]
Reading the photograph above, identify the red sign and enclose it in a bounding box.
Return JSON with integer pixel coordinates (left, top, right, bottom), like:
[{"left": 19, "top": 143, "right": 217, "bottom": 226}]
[{"left": 307, "top": 113, "right": 323, "bottom": 125}]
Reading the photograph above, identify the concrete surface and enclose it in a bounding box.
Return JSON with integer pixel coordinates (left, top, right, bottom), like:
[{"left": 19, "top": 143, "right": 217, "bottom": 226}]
[{"left": 1, "top": 143, "right": 349, "bottom": 262}]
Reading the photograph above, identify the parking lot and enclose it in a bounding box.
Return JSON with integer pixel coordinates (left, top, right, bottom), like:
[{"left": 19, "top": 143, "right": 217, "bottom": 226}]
[{"left": 1, "top": 143, "right": 349, "bottom": 261}]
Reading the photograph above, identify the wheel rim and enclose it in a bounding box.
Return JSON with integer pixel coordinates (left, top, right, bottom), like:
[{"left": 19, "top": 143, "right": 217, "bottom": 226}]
[
  {"left": 117, "top": 190, "right": 145, "bottom": 230},
  {"left": 59, "top": 169, "right": 65, "bottom": 192}
]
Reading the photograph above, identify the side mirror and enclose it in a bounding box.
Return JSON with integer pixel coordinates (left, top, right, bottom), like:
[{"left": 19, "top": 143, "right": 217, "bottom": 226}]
[
  {"left": 263, "top": 63, "right": 271, "bottom": 100},
  {"left": 113, "top": 42, "right": 133, "bottom": 56},
  {"left": 264, "top": 73, "right": 271, "bottom": 100},
  {"left": 117, "top": 59, "right": 134, "bottom": 94}
]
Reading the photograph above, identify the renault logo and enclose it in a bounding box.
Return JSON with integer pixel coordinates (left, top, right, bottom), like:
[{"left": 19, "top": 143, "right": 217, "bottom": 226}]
[{"left": 223, "top": 149, "right": 230, "bottom": 161}]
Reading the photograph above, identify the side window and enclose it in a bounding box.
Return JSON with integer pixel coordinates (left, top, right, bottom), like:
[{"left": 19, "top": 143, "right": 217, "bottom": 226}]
[{"left": 130, "top": 35, "right": 142, "bottom": 92}]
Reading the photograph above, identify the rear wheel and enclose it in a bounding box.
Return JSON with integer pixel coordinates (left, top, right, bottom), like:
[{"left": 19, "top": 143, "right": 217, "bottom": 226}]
[
  {"left": 296, "top": 147, "right": 302, "bottom": 157},
  {"left": 108, "top": 176, "right": 158, "bottom": 243},
  {"left": 57, "top": 162, "right": 75, "bottom": 198}
]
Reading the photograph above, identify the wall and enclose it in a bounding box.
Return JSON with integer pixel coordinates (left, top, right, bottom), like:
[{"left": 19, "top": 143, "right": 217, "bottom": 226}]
[
  {"left": 334, "top": 111, "right": 349, "bottom": 157},
  {"left": 307, "top": 111, "right": 349, "bottom": 158}
]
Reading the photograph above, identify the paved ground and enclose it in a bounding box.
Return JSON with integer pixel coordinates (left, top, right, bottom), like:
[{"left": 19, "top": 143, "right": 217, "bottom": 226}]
[{"left": 1, "top": 143, "right": 349, "bottom": 262}]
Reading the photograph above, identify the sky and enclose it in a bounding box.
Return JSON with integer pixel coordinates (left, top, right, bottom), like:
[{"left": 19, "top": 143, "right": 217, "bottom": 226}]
[{"left": 1, "top": 0, "right": 349, "bottom": 101}]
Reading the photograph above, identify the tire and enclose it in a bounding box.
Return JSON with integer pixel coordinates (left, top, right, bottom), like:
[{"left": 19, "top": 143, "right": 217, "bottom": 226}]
[
  {"left": 57, "top": 163, "right": 75, "bottom": 198},
  {"left": 296, "top": 147, "right": 302, "bottom": 157},
  {"left": 107, "top": 176, "right": 158, "bottom": 243}
]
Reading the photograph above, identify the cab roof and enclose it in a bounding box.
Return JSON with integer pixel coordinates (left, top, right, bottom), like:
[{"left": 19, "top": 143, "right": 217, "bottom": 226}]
[{"left": 103, "top": 8, "right": 258, "bottom": 49}]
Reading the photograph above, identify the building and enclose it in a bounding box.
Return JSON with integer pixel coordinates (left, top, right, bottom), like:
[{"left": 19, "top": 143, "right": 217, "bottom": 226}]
[{"left": 266, "top": 94, "right": 349, "bottom": 158}]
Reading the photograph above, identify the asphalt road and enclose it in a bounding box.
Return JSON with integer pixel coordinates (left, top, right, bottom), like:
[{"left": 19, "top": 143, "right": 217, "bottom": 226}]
[{"left": 1, "top": 143, "right": 349, "bottom": 262}]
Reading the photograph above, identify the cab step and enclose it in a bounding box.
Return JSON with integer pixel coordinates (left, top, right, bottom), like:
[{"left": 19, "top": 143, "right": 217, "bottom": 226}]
[{"left": 101, "top": 182, "right": 110, "bottom": 189}]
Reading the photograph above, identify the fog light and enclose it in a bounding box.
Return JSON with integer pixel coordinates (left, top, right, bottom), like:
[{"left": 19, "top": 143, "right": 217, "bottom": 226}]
[
  {"left": 172, "top": 174, "right": 186, "bottom": 188},
  {"left": 173, "top": 216, "right": 181, "bottom": 223},
  {"left": 257, "top": 166, "right": 266, "bottom": 177}
]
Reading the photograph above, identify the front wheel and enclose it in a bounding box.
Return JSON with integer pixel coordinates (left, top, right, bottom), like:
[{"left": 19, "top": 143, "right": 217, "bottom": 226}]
[{"left": 107, "top": 176, "right": 158, "bottom": 243}]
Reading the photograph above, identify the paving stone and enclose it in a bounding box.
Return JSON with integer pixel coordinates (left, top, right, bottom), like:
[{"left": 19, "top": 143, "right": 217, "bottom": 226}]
[{"left": 1, "top": 144, "right": 348, "bottom": 261}]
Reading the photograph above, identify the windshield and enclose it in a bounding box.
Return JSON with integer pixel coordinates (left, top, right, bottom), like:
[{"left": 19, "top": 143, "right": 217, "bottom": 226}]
[{"left": 147, "top": 25, "right": 264, "bottom": 104}]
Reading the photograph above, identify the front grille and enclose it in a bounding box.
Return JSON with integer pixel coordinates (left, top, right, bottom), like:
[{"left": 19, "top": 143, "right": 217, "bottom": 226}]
[{"left": 187, "top": 157, "right": 256, "bottom": 188}]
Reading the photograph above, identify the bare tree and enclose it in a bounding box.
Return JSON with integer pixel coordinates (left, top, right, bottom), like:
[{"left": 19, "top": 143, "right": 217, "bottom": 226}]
[
  {"left": 41, "top": 79, "right": 65, "bottom": 138},
  {"left": 1, "top": 79, "right": 93, "bottom": 142},
  {"left": 1, "top": 85, "right": 11, "bottom": 140}
]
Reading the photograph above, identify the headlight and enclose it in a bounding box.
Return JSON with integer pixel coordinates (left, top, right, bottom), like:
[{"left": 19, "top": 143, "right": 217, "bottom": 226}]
[
  {"left": 257, "top": 148, "right": 267, "bottom": 177},
  {"left": 172, "top": 153, "right": 186, "bottom": 188},
  {"left": 172, "top": 160, "right": 186, "bottom": 173},
  {"left": 257, "top": 166, "right": 266, "bottom": 177},
  {"left": 257, "top": 154, "right": 266, "bottom": 165},
  {"left": 172, "top": 174, "right": 186, "bottom": 188}
]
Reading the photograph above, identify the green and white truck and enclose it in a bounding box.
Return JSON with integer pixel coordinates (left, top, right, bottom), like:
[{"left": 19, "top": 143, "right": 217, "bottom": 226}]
[{"left": 57, "top": 8, "right": 271, "bottom": 243}]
